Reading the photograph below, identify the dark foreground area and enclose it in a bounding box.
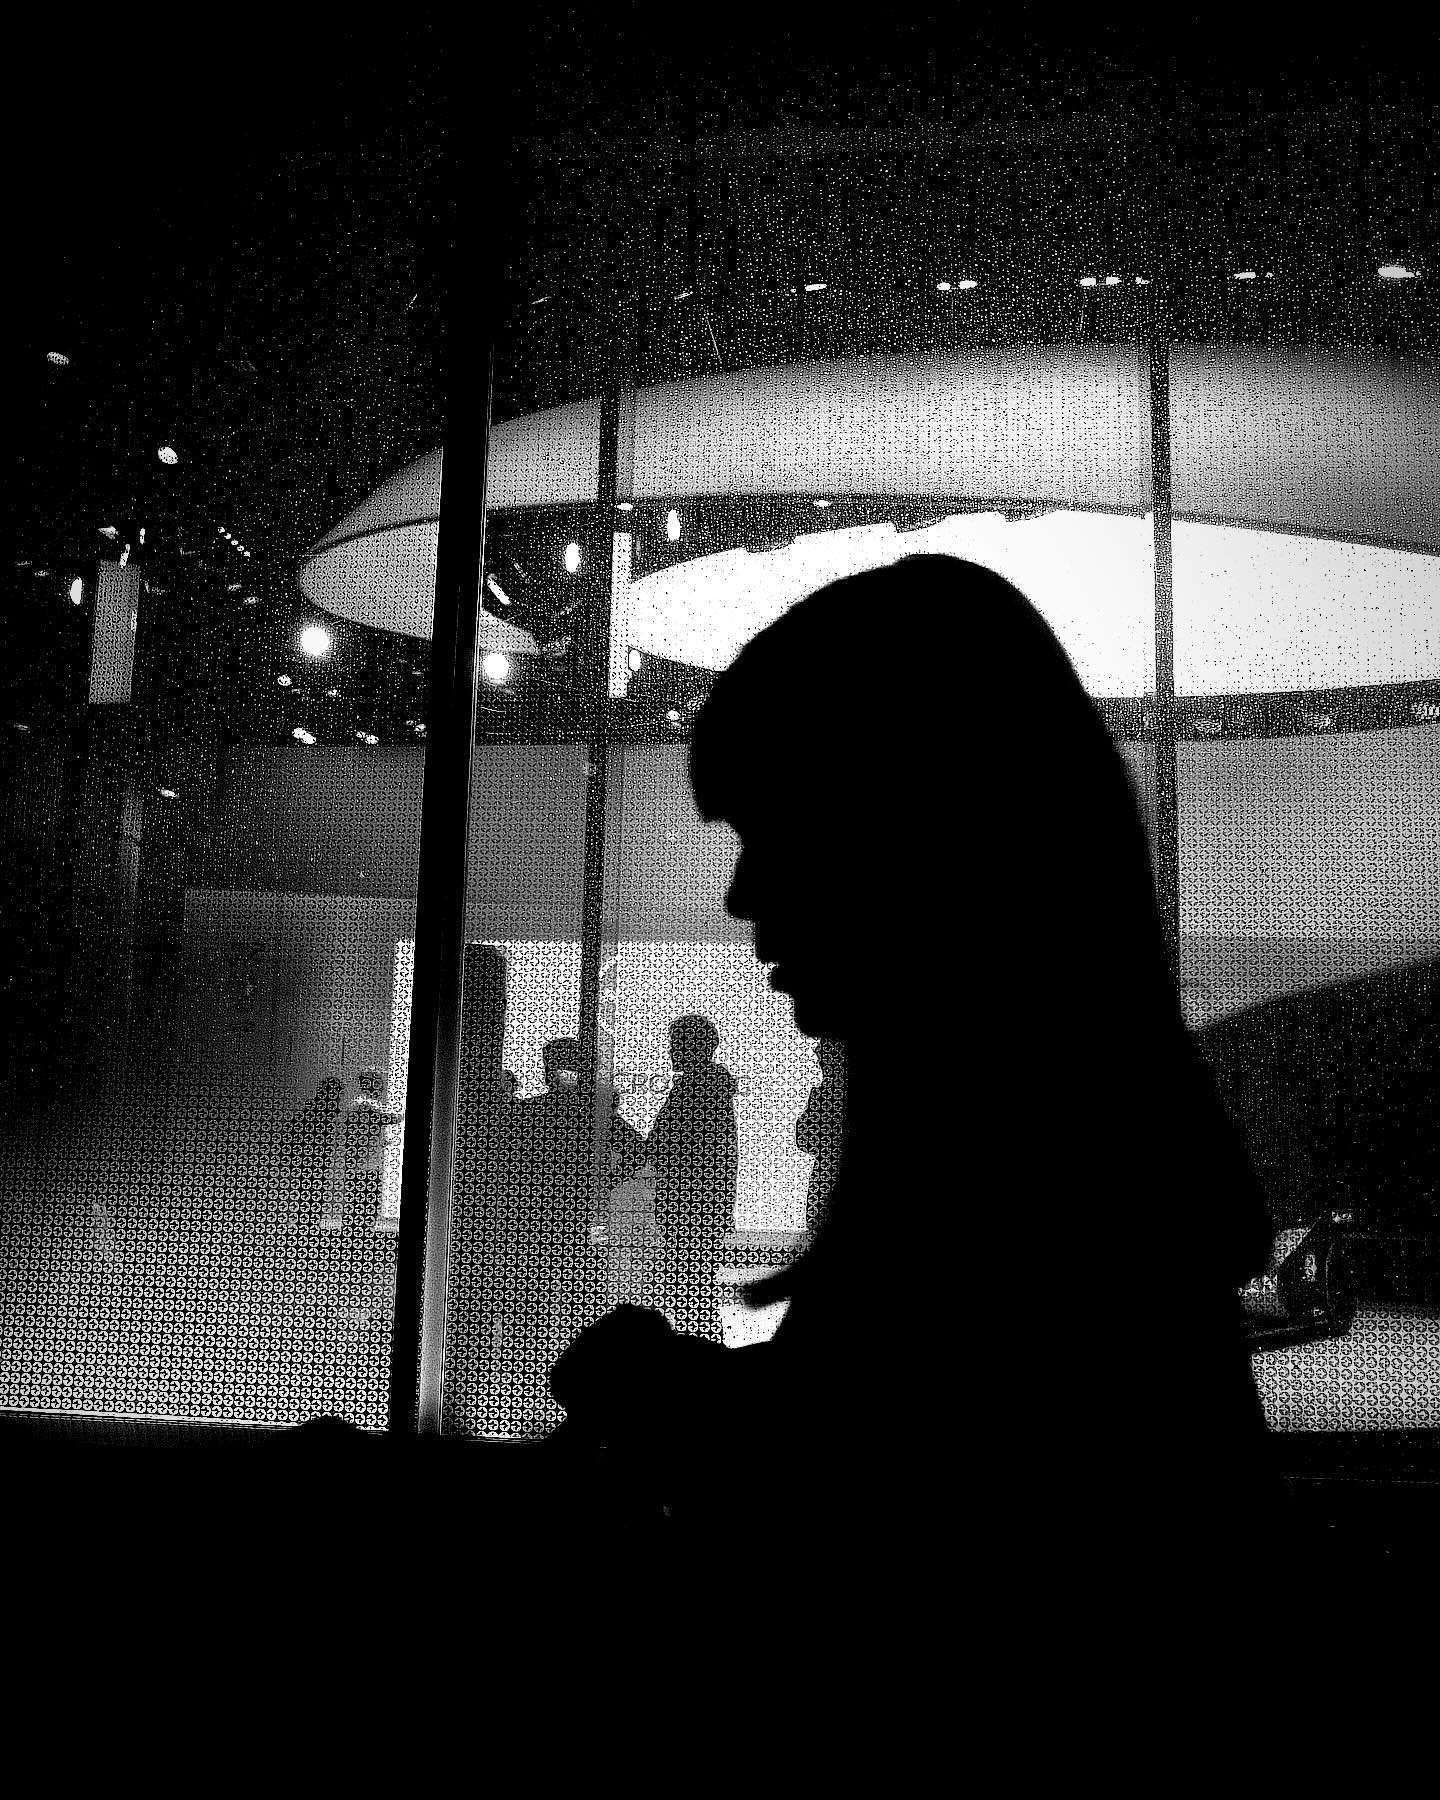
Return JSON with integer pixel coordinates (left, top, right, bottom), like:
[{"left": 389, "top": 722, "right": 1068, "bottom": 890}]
[{"left": 6, "top": 1413, "right": 1439, "bottom": 1606}]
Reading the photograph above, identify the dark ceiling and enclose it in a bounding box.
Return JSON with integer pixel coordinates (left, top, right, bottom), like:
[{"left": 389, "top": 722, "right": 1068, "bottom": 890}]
[{"left": 5, "top": 7, "right": 1439, "bottom": 755}]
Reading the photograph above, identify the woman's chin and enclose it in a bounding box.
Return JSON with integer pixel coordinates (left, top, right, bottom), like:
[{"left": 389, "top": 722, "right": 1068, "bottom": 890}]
[{"left": 787, "top": 988, "right": 845, "bottom": 1038}]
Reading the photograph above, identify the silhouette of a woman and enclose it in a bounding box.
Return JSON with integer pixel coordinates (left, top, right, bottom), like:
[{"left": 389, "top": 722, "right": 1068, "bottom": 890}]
[{"left": 550, "top": 555, "right": 1280, "bottom": 1651}]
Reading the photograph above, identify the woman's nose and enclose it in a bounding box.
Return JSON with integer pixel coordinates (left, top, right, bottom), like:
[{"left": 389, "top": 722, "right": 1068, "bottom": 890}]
[{"left": 725, "top": 850, "right": 754, "bottom": 921}]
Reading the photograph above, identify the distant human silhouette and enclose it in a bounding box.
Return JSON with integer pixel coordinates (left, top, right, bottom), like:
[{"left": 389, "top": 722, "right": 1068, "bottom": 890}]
[
  {"left": 548, "top": 554, "right": 1281, "bottom": 1662},
  {"left": 509, "top": 1039, "right": 606, "bottom": 1399},
  {"left": 645, "top": 1014, "right": 738, "bottom": 1341},
  {"left": 328, "top": 1069, "right": 402, "bottom": 1233},
  {"left": 795, "top": 1037, "right": 847, "bottom": 1238},
  {"left": 287, "top": 1075, "right": 344, "bottom": 1224}
]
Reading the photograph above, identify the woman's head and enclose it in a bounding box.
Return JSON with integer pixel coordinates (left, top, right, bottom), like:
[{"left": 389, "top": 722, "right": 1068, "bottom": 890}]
[{"left": 689, "top": 555, "right": 1172, "bottom": 1048}]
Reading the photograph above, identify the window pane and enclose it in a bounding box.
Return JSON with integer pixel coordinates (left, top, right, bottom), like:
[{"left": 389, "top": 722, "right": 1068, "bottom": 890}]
[
  {"left": 2, "top": 115, "right": 446, "bottom": 1424},
  {"left": 1166, "top": 101, "right": 1440, "bottom": 1430}
]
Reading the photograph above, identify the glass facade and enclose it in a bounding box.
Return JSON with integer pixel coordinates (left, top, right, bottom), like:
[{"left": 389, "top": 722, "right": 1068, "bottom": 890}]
[
  {"left": 5, "top": 37, "right": 1440, "bottom": 1474},
  {"left": 2, "top": 131, "right": 447, "bottom": 1426}
]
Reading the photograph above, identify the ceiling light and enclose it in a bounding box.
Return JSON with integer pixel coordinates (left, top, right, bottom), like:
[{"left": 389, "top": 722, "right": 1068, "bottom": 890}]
[
  {"left": 324, "top": 686, "right": 339, "bottom": 698},
  {"left": 99, "top": 526, "right": 119, "bottom": 540},
  {"left": 158, "top": 788, "right": 179, "bottom": 800},
  {"left": 292, "top": 727, "right": 316, "bottom": 745},
  {"left": 627, "top": 648, "right": 643, "bottom": 672},
  {"left": 482, "top": 651, "right": 511, "bottom": 683},
  {"left": 157, "top": 446, "right": 178, "bottom": 465},
  {"left": 46, "top": 351, "right": 70, "bottom": 367},
  {"left": 1378, "top": 263, "right": 1420, "bottom": 281},
  {"left": 69, "top": 578, "right": 84, "bottom": 605},
  {"left": 1079, "top": 276, "right": 1098, "bottom": 288},
  {"left": 956, "top": 279, "right": 978, "bottom": 290},
  {"left": 563, "top": 542, "right": 582, "bottom": 574},
  {"left": 485, "top": 575, "right": 512, "bottom": 606},
  {"left": 665, "top": 708, "right": 682, "bottom": 724},
  {"left": 813, "top": 498, "right": 831, "bottom": 508},
  {"left": 277, "top": 675, "right": 292, "bottom": 687},
  {"left": 936, "top": 281, "right": 952, "bottom": 293},
  {"left": 300, "top": 625, "right": 332, "bottom": 657},
  {"left": 803, "top": 282, "right": 827, "bottom": 292},
  {"left": 227, "top": 582, "right": 242, "bottom": 592},
  {"left": 1232, "top": 270, "right": 1258, "bottom": 281},
  {"left": 617, "top": 501, "right": 633, "bottom": 513},
  {"left": 243, "top": 595, "right": 259, "bottom": 606},
  {"left": 666, "top": 509, "right": 681, "bottom": 543}
]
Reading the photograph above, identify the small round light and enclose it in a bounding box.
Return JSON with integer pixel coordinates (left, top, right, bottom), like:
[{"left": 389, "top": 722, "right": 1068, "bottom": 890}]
[
  {"left": 482, "top": 651, "right": 511, "bottom": 684},
  {"left": 936, "top": 281, "right": 952, "bottom": 293},
  {"left": 300, "top": 625, "right": 332, "bottom": 657},
  {"left": 158, "top": 788, "right": 179, "bottom": 800},
  {"left": 666, "top": 708, "right": 682, "bottom": 724},
  {"left": 68, "top": 578, "right": 83, "bottom": 605},
  {"left": 626, "top": 648, "right": 643, "bottom": 672},
  {"left": 617, "top": 501, "right": 633, "bottom": 513},
  {"left": 666, "top": 509, "right": 681, "bottom": 543},
  {"left": 324, "top": 686, "right": 339, "bottom": 698},
  {"left": 563, "top": 541, "right": 582, "bottom": 574},
  {"left": 227, "top": 583, "right": 242, "bottom": 593},
  {"left": 47, "top": 351, "right": 70, "bottom": 367},
  {"left": 292, "top": 727, "right": 316, "bottom": 745},
  {"left": 157, "top": 446, "right": 178, "bottom": 466},
  {"left": 277, "top": 675, "right": 292, "bottom": 688},
  {"left": 243, "top": 595, "right": 259, "bottom": 606}
]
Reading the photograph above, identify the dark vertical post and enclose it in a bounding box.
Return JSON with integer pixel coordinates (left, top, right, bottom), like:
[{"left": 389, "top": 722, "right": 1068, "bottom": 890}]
[
  {"left": 387, "top": 125, "right": 496, "bottom": 1437},
  {"left": 577, "top": 390, "right": 627, "bottom": 1256},
  {"left": 1143, "top": 280, "right": 1182, "bottom": 987}
]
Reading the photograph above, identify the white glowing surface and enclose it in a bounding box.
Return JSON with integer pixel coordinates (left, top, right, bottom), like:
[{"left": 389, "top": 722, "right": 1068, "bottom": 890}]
[{"left": 610, "top": 511, "right": 1440, "bottom": 698}]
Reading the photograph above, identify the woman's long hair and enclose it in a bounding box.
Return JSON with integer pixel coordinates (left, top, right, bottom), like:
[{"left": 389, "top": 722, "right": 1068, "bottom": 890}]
[{"left": 690, "top": 555, "right": 1274, "bottom": 1316}]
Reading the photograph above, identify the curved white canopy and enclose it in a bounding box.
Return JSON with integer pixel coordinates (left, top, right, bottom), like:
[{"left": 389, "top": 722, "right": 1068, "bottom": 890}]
[{"left": 297, "top": 343, "right": 1440, "bottom": 698}]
